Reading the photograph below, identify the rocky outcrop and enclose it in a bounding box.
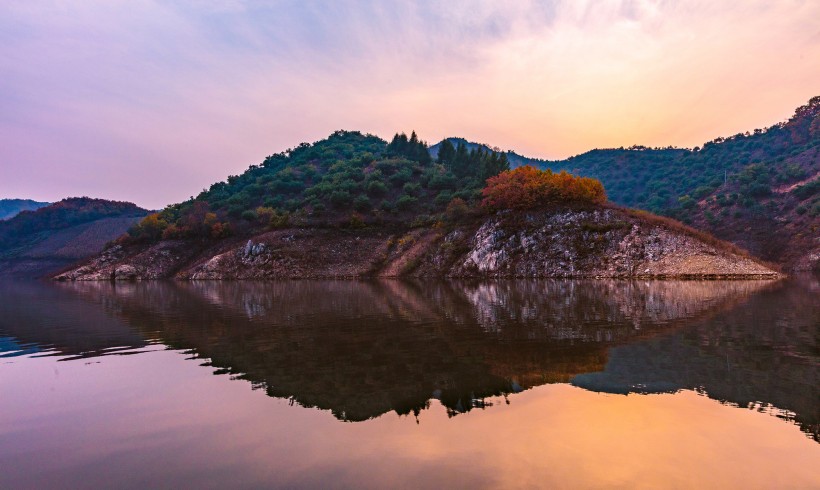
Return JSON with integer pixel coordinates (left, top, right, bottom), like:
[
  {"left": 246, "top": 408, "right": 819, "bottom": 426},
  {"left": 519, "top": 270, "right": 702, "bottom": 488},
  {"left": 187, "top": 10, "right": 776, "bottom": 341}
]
[
  {"left": 56, "top": 240, "right": 214, "bottom": 281},
  {"left": 55, "top": 205, "right": 779, "bottom": 281},
  {"left": 417, "top": 208, "right": 776, "bottom": 278}
]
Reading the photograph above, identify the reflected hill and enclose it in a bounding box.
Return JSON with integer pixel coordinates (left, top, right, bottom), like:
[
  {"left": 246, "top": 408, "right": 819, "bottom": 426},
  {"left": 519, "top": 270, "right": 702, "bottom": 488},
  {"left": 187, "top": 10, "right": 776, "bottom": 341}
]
[
  {"left": 37, "top": 278, "right": 777, "bottom": 423},
  {"left": 572, "top": 275, "right": 820, "bottom": 441},
  {"left": 0, "top": 281, "right": 147, "bottom": 359}
]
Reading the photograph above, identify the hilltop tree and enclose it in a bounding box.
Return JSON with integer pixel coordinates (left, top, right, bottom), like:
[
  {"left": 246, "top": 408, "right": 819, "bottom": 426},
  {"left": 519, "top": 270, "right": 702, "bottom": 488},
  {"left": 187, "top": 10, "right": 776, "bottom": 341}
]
[
  {"left": 481, "top": 151, "right": 510, "bottom": 181},
  {"left": 437, "top": 139, "right": 456, "bottom": 165},
  {"left": 387, "top": 131, "right": 432, "bottom": 164},
  {"left": 451, "top": 142, "right": 471, "bottom": 178}
]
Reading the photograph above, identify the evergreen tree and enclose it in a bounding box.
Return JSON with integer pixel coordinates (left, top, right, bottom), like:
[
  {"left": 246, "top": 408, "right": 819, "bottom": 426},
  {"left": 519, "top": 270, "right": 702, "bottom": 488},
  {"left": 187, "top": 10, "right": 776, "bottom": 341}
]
[
  {"left": 481, "top": 151, "right": 510, "bottom": 181},
  {"left": 452, "top": 142, "right": 470, "bottom": 178},
  {"left": 437, "top": 139, "right": 456, "bottom": 165},
  {"left": 387, "top": 130, "right": 432, "bottom": 165}
]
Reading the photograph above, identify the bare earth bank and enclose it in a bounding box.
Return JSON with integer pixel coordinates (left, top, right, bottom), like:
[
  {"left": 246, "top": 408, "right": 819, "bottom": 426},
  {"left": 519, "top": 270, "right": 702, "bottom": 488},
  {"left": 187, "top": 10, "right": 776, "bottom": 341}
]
[{"left": 55, "top": 206, "right": 779, "bottom": 281}]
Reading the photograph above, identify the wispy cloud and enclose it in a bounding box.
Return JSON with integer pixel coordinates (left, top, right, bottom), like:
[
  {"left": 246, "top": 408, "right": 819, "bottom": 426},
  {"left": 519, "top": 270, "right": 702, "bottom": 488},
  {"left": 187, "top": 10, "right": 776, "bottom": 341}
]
[{"left": 1, "top": 1, "right": 818, "bottom": 208}]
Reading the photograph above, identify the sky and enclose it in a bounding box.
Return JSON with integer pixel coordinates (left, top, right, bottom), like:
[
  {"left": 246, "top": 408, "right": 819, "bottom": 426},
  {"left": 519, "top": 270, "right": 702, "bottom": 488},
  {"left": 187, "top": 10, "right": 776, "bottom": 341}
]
[{"left": 1, "top": 1, "right": 819, "bottom": 209}]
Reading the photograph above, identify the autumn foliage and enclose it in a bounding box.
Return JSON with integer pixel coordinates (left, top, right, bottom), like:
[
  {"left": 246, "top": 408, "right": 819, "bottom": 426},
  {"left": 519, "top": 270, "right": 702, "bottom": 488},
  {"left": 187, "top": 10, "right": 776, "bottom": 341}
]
[
  {"left": 128, "top": 201, "right": 232, "bottom": 242},
  {"left": 481, "top": 166, "right": 606, "bottom": 211}
]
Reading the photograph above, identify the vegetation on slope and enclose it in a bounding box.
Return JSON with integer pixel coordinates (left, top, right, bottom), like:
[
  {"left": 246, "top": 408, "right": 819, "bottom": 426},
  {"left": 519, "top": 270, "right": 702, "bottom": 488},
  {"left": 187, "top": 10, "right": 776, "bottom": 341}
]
[
  {"left": 481, "top": 166, "right": 606, "bottom": 211},
  {"left": 128, "top": 131, "right": 516, "bottom": 241},
  {"left": 464, "top": 96, "right": 816, "bottom": 266},
  {"left": 124, "top": 97, "right": 820, "bottom": 267},
  {"left": 540, "top": 96, "right": 820, "bottom": 222}
]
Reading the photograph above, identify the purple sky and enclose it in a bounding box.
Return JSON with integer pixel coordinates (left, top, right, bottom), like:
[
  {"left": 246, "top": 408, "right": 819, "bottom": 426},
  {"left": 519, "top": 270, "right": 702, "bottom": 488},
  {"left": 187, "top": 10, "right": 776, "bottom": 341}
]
[{"left": 2, "top": 1, "right": 819, "bottom": 209}]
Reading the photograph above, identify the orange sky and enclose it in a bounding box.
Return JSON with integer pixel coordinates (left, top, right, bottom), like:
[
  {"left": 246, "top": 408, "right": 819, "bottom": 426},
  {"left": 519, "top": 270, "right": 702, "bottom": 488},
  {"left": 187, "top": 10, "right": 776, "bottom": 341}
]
[{"left": 2, "top": 1, "right": 819, "bottom": 208}]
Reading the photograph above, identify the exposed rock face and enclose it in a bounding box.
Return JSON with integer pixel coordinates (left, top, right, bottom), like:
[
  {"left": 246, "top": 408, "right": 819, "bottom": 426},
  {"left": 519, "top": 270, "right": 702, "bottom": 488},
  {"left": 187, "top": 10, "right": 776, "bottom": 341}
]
[
  {"left": 421, "top": 208, "right": 776, "bottom": 278},
  {"left": 55, "top": 206, "right": 779, "bottom": 281}
]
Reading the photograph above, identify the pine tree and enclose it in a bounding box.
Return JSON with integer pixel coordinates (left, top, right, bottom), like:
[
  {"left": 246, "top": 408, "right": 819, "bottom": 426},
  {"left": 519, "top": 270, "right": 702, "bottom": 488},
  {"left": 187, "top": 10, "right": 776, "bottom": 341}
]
[
  {"left": 437, "top": 139, "right": 456, "bottom": 165},
  {"left": 453, "top": 142, "right": 470, "bottom": 178}
]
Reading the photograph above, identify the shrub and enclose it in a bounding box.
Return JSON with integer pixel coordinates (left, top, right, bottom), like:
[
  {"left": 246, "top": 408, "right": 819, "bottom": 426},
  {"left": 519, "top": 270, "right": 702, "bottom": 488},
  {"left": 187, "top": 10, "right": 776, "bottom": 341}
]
[
  {"left": 444, "top": 198, "right": 469, "bottom": 222},
  {"left": 366, "top": 180, "right": 388, "bottom": 197},
  {"left": 428, "top": 171, "right": 457, "bottom": 190},
  {"left": 353, "top": 195, "right": 371, "bottom": 212},
  {"left": 410, "top": 214, "right": 432, "bottom": 227},
  {"left": 396, "top": 194, "right": 418, "bottom": 211},
  {"left": 348, "top": 212, "right": 366, "bottom": 228},
  {"left": 380, "top": 199, "right": 395, "bottom": 212},
  {"left": 329, "top": 190, "right": 352, "bottom": 209},
  {"left": 791, "top": 178, "right": 820, "bottom": 200},
  {"left": 403, "top": 182, "right": 420, "bottom": 195},
  {"left": 481, "top": 166, "right": 606, "bottom": 211},
  {"left": 389, "top": 168, "right": 413, "bottom": 186},
  {"left": 434, "top": 190, "right": 454, "bottom": 206},
  {"left": 129, "top": 213, "right": 168, "bottom": 240}
]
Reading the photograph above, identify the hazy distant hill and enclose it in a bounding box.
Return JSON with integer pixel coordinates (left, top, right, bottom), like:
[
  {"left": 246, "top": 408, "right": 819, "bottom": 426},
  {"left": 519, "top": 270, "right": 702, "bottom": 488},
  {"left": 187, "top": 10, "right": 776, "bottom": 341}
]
[
  {"left": 0, "top": 199, "right": 49, "bottom": 220},
  {"left": 0, "top": 197, "right": 148, "bottom": 277}
]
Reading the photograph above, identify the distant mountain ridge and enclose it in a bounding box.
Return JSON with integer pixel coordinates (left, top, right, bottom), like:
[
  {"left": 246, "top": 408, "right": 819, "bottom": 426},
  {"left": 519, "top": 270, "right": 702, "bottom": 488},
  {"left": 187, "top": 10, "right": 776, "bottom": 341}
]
[
  {"left": 0, "top": 197, "right": 149, "bottom": 277},
  {"left": 0, "top": 199, "right": 50, "bottom": 220}
]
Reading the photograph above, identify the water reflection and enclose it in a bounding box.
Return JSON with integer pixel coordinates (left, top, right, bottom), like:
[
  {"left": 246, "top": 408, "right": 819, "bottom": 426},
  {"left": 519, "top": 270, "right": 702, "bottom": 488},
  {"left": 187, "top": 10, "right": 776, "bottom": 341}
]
[{"left": 0, "top": 277, "right": 816, "bottom": 439}]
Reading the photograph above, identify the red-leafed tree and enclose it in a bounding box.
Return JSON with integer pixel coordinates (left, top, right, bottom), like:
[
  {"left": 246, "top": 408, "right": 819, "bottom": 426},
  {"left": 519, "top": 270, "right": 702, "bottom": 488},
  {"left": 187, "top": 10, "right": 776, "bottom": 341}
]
[{"left": 481, "top": 166, "right": 606, "bottom": 211}]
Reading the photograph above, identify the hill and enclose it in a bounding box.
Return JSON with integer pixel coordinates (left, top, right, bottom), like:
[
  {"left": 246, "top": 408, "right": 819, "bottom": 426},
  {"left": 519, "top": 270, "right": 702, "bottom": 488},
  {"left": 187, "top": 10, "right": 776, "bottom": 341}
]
[
  {"left": 537, "top": 97, "right": 819, "bottom": 215},
  {"left": 57, "top": 126, "right": 778, "bottom": 280},
  {"left": 433, "top": 97, "right": 820, "bottom": 269},
  {"left": 684, "top": 162, "right": 818, "bottom": 268},
  {"left": 123, "top": 130, "right": 512, "bottom": 242},
  {"left": 0, "top": 199, "right": 50, "bottom": 220},
  {"left": 0, "top": 197, "right": 149, "bottom": 277}
]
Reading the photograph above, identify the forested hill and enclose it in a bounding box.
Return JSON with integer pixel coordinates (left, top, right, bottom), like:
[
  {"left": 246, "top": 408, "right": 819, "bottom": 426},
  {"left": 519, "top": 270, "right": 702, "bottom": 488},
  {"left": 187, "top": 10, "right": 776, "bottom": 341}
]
[
  {"left": 122, "top": 96, "right": 817, "bottom": 269},
  {"left": 127, "top": 131, "right": 513, "bottom": 241},
  {"left": 536, "top": 96, "right": 820, "bottom": 268},
  {"left": 0, "top": 199, "right": 49, "bottom": 220},
  {"left": 537, "top": 97, "right": 820, "bottom": 218},
  {"left": 432, "top": 96, "right": 818, "bottom": 222}
]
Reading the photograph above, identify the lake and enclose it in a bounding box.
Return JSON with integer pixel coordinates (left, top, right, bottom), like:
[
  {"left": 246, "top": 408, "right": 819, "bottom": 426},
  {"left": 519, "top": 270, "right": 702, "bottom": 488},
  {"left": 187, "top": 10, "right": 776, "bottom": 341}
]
[{"left": 0, "top": 277, "right": 818, "bottom": 488}]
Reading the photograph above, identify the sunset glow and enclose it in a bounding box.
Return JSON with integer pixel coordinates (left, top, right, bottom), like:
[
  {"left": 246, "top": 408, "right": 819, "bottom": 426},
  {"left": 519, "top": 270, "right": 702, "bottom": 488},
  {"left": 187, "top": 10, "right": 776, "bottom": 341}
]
[{"left": 2, "top": 1, "right": 819, "bottom": 208}]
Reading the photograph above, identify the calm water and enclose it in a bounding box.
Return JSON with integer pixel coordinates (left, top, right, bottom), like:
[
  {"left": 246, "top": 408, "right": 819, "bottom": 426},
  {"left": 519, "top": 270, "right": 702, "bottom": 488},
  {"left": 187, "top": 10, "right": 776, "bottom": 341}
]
[{"left": 0, "top": 277, "right": 818, "bottom": 488}]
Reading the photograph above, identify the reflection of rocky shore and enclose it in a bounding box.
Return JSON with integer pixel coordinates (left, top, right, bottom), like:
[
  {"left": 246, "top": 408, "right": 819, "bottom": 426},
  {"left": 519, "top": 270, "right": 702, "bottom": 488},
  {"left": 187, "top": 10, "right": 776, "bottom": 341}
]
[
  {"left": 573, "top": 275, "right": 819, "bottom": 441},
  {"left": 24, "top": 278, "right": 774, "bottom": 421},
  {"left": 443, "top": 280, "right": 773, "bottom": 339}
]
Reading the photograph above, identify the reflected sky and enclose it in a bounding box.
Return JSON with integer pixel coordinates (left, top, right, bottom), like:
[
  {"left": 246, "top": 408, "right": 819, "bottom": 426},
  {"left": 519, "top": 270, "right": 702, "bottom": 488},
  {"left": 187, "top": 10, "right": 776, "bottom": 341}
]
[{"left": 0, "top": 277, "right": 818, "bottom": 488}]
